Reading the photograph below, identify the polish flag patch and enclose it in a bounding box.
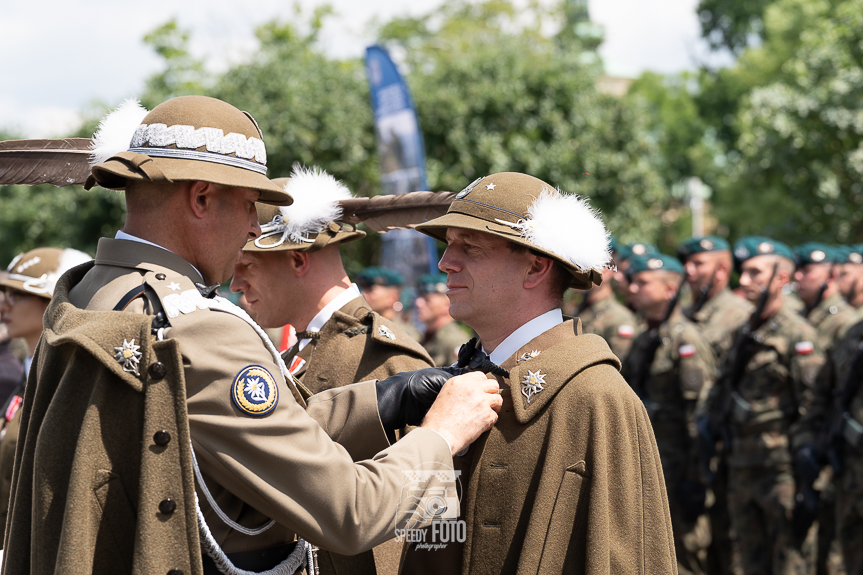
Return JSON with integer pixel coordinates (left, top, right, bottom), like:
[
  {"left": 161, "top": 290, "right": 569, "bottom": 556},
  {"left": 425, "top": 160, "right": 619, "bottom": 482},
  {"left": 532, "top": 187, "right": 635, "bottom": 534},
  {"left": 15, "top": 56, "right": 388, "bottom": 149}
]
[
  {"left": 678, "top": 344, "right": 697, "bottom": 358},
  {"left": 289, "top": 357, "right": 306, "bottom": 374},
  {"left": 795, "top": 341, "right": 815, "bottom": 355},
  {"left": 5, "top": 395, "right": 22, "bottom": 422},
  {"left": 618, "top": 324, "right": 635, "bottom": 338}
]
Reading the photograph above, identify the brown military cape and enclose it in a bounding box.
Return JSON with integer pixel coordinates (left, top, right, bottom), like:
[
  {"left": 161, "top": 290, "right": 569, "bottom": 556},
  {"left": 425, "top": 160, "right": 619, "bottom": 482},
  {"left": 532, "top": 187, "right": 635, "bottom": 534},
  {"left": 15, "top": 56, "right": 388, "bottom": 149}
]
[
  {"left": 401, "top": 319, "right": 676, "bottom": 575},
  {"left": 286, "top": 295, "right": 433, "bottom": 397},
  {"left": 283, "top": 296, "right": 434, "bottom": 575}
]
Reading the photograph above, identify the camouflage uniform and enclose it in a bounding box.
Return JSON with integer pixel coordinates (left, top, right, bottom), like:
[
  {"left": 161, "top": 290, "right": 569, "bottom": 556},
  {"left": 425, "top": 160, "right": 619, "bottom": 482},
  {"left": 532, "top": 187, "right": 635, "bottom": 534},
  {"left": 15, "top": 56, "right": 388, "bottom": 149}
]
[
  {"left": 578, "top": 293, "right": 639, "bottom": 360},
  {"left": 422, "top": 320, "right": 470, "bottom": 367},
  {"left": 805, "top": 292, "right": 859, "bottom": 575},
  {"left": 810, "top": 317, "right": 863, "bottom": 573},
  {"left": 707, "top": 301, "right": 824, "bottom": 574},
  {"left": 686, "top": 287, "right": 754, "bottom": 368},
  {"left": 621, "top": 309, "right": 716, "bottom": 575},
  {"left": 685, "top": 287, "right": 752, "bottom": 575}
]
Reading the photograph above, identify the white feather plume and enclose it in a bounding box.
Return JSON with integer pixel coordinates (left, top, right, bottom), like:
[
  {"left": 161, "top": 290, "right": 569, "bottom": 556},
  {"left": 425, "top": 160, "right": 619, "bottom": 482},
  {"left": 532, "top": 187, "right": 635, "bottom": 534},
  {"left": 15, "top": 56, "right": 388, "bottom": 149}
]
[
  {"left": 89, "top": 99, "right": 149, "bottom": 168},
  {"left": 278, "top": 165, "right": 353, "bottom": 241},
  {"left": 510, "top": 188, "right": 611, "bottom": 271}
]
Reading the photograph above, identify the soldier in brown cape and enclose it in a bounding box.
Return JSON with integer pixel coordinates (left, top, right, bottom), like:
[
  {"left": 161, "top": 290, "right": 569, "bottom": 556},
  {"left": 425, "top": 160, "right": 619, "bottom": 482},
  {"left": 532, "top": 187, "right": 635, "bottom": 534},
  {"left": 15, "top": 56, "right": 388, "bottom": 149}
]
[
  {"left": 573, "top": 242, "right": 638, "bottom": 360},
  {"left": 401, "top": 172, "right": 676, "bottom": 575},
  {"left": 0, "top": 246, "right": 91, "bottom": 547},
  {"left": 2, "top": 96, "right": 502, "bottom": 575},
  {"left": 230, "top": 166, "right": 435, "bottom": 575},
  {"left": 415, "top": 272, "right": 471, "bottom": 367},
  {"left": 677, "top": 234, "right": 752, "bottom": 575},
  {"left": 702, "top": 236, "right": 824, "bottom": 575},
  {"left": 621, "top": 253, "right": 716, "bottom": 575}
]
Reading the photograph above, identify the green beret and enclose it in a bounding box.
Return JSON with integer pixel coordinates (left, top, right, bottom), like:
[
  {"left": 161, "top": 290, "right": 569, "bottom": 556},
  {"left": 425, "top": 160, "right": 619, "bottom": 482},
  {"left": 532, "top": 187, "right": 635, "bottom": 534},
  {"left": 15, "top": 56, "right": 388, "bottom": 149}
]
[
  {"left": 733, "top": 236, "right": 795, "bottom": 266},
  {"left": 617, "top": 242, "right": 659, "bottom": 263},
  {"left": 793, "top": 242, "right": 838, "bottom": 266},
  {"left": 838, "top": 245, "right": 863, "bottom": 265},
  {"left": 677, "top": 235, "right": 730, "bottom": 260},
  {"left": 356, "top": 266, "right": 404, "bottom": 288},
  {"left": 417, "top": 272, "right": 448, "bottom": 294},
  {"left": 628, "top": 253, "right": 685, "bottom": 275},
  {"left": 609, "top": 235, "right": 621, "bottom": 255}
]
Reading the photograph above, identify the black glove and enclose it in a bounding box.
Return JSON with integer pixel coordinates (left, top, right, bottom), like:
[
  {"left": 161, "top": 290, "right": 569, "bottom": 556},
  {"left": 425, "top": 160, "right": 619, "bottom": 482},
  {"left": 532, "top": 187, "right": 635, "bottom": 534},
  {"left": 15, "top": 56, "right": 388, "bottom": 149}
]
[{"left": 376, "top": 366, "right": 468, "bottom": 431}]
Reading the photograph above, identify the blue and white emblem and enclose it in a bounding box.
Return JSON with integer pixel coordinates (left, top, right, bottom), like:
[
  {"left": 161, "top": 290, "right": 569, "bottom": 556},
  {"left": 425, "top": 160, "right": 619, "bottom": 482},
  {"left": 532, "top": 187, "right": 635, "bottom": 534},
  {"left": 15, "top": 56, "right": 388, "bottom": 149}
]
[{"left": 232, "top": 365, "right": 279, "bottom": 416}]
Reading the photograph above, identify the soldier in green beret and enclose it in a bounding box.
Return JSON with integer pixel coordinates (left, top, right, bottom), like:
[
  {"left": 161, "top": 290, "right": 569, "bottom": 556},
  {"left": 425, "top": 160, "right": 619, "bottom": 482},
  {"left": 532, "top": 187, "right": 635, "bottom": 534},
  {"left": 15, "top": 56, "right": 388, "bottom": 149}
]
[
  {"left": 677, "top": 235, "right": 753, "bottom": 575},
  {"left": 836, "top": 244, "right": 863, "bottom": 309},
  {"left": 4, "top": 96, "right": 501, "bottom": 574},
  {"left": 415, "top": 273, "right": 472, "bottom": 367},
  {"left": 402, "top": 172, "right": 676, "bottom": 575},
  {"left": 574, "top": 263, "right": 639, "bottom": 361},
  {"left": 621, "top": 253, "right": 716, "bottom": 575},
  {"left": 356, "top": 266, "right": 422, "bottom": 341},
  {"left": 612, "top": 241, "right": 659, "bottom": 305},
  {"left": 702, "top": 236, "right": 824, "bottom": 574}
]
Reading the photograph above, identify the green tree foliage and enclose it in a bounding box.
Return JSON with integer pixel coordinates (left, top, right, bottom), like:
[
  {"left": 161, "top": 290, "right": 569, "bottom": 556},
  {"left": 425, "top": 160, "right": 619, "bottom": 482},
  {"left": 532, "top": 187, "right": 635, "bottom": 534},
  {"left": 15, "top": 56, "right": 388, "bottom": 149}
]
[
  {"left": 720, "top": 0, "right": 863, "bottom": 241},
  {"left": 141, "top": 19, "right": 209, "bottom": 108},
  {"left": 379, "top": 0, "right": 668, "bottom": 242},
  {"left": 697, "top": 0, "right": 772, "bottom": 53}
]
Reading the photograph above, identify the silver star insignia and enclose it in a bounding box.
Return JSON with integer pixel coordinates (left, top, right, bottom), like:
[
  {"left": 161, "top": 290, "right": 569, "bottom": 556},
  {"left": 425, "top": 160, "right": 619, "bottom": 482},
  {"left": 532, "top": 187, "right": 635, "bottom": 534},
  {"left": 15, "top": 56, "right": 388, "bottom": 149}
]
[
  {"left": 486, "top": 183, "right": 496, "bottom": 190},
  {"left": 521, "top": 369, "right": 546, "bottom": 404},
  {"left": 168, "top": 282, "right": 181, "bottom": 291},
  {"left": 517, "top": 350, "right": 541, "bottom": 363},
  {"left": 114, "top": 339, "right": 142, "bottom": 376}
]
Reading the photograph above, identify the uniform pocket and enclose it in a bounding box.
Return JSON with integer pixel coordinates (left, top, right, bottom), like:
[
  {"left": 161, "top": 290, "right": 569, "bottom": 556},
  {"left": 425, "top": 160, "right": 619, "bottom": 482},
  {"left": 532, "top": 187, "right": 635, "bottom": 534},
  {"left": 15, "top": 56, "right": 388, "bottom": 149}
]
[{"left": 537, "top": 462, "right": 590, "bottom": 573}]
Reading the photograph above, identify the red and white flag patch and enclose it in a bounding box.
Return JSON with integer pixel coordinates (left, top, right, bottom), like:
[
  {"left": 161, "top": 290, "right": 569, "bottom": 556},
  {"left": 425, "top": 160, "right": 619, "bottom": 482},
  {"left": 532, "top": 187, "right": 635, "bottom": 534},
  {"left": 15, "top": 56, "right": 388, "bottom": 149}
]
[
  {"left": 618, "top": 324, "right": 635, "bottom": 338},
  {"left": 289, "top": 357, "right": 306, "bottom": 374},
  {"left": 678, "top": 344, "right": 697, "bottom": 358},
  {"left": 5, "top": 395, "right": 22, "bottom": 422},
  {"left": 795, "top": 341, "right": 814, "bottom": 355}
]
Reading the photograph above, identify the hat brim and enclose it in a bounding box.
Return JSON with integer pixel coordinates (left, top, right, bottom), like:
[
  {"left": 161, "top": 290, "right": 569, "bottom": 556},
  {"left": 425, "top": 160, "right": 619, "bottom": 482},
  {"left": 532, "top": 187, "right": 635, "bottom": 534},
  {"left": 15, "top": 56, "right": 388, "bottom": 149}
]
[
  {"left": 88, "top": 153, "right": 293, "bottom": 206},
  {"left": 416, "top": 213, "right": 599, "bottom": 290},
  {"left": 0, "top": 274, "right": 52, "bottom": 299},
  {"left": 243, "top": 228, "right": 366, "bottom": 252}
]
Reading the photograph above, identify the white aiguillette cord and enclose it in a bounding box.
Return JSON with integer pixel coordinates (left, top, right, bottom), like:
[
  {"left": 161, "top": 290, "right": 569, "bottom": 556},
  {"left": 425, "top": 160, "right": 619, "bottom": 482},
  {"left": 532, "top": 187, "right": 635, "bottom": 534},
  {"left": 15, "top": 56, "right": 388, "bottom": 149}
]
[{"left": 186, "top": 295, "right": 312, "bottom": 574}]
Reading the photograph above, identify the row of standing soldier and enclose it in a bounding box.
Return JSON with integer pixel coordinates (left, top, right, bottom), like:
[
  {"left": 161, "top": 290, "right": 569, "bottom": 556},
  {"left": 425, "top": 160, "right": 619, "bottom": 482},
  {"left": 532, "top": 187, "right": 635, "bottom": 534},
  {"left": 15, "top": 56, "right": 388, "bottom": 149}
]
[{"left": 577, "top": 236, "right": 863, "bottom": 575}]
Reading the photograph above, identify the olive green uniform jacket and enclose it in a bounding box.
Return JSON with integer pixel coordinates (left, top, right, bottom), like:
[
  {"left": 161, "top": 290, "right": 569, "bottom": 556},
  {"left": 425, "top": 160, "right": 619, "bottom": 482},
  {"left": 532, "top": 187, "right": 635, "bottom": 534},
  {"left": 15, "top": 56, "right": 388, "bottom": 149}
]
[
  {"left": 401, "top": 319, "right": 676, "bottom": 575},
  {"left": 422, "top": 320, "right": 470, "bottom": 367},
  {"left": 577, "top": 294, "right": 639, "bottom": 360},
  {"left": 3, "top": 239, "right": 453, "bottom": 574},
  {"left": 283, "top": 295, "right": 434, "bottom": 575},
  {"left": 684, "top": 287, "right": 753, "bottom": 369}
]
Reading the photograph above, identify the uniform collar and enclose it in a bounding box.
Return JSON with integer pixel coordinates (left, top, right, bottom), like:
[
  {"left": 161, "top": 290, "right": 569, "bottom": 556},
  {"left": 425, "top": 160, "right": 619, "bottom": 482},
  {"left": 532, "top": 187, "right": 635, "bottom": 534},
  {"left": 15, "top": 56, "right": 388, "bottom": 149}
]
[
  {"left": 95, "top": 237, "right": 204, "bottom": 283},
  {"left": 298, "top": 283, "right": 361, "bottom": 351},
  {"left": 485, "top": 308, "right": 563, "bottom": 366},
  {"left": 115, "top": 230, "right": 202, "bottom": 279}
]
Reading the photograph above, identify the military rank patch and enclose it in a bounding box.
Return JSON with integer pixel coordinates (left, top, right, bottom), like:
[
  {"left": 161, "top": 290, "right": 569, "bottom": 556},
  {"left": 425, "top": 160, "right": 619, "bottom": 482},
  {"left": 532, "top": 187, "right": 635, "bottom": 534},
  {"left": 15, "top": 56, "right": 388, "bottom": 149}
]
[
  {"left": 232, "top": 365, "right": 279, "bottom": 416},
  {"left": 618, "top": 324, "right": 635, "bottom": 338},
  {"left": 795, "top": 341, "right": 814, "bottom": 355},
  {"left": 678, "top": 344, "right": 697, "bottom": 358}
]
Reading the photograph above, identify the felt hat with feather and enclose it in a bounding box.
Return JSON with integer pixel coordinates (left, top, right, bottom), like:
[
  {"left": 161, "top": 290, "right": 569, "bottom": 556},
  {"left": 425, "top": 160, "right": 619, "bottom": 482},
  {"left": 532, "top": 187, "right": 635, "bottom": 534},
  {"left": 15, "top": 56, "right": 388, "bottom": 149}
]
[
  {"left": 0, "top": 247, "right": 92, "bottom": 299},
  {"left": 415, "top": 172, "right": 611, "bottom": 290},
  {"left": 244, "top": 166, "right": 366, "bottom": 252},
  {"left": 85, "top": 96, "right": 291, "bottom": 205}
]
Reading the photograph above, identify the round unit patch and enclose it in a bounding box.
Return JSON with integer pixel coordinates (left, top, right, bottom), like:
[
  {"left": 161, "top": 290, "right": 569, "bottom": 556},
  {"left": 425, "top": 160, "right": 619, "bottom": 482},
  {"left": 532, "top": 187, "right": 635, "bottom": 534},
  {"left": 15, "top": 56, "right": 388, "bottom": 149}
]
[{"left": 232, "top": 365, "right": 279, "bottom": 416}]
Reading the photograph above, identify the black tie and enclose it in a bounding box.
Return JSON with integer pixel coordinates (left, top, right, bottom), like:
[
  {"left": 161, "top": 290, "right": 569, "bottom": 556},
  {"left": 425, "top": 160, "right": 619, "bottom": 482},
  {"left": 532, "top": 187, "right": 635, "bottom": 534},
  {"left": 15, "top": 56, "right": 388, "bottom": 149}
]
[{"left": 456, "top": 337, "right": 509, "bottom": 378}]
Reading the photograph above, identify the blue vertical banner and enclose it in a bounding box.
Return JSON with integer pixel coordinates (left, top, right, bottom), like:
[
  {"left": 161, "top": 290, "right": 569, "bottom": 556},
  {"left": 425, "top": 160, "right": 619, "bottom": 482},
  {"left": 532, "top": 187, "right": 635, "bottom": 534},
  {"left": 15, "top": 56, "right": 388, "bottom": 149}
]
[{"left": 365, "top": 45, "right": 438, "bottom": 286}]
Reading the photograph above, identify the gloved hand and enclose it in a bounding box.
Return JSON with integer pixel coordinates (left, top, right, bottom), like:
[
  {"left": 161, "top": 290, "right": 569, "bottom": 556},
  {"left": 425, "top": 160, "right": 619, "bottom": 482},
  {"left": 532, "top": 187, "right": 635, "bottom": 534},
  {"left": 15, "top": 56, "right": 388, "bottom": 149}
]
[
  {"left": 376, "top": 367, "right": 469, "bottom": 431},
  {"left": 792, "top": 444, "right": 823, "bottom": 547}
]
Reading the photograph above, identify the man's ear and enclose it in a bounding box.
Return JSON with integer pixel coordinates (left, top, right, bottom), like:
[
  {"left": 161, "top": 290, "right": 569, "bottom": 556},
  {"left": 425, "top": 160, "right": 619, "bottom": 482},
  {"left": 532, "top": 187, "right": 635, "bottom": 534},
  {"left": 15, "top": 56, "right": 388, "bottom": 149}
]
[
  {"left": 188, "top": 181, "right": 217, "bottom": 220},
  {"left": 291, "top": 251, "right": 312, "bottom": 277},
  {"left": 524, "top": 254, "right": 555, "bottom": 289}
]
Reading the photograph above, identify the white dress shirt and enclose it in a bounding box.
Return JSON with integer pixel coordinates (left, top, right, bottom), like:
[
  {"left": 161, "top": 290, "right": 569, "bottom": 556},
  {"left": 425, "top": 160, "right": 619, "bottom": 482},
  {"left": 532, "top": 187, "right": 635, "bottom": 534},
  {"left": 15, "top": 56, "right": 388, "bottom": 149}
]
[
  {"left": 297, "top": 283, "right": 362, "bottom": 351},
  {"left": 484, "top": 308, "right": 564, "bottom": 365}
]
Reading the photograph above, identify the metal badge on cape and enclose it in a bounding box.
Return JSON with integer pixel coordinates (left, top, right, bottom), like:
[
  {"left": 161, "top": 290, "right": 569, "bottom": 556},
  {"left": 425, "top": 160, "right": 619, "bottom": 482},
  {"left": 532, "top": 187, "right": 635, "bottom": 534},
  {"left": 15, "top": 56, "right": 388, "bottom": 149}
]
[
  {"left": 521, "top": 369, "right": 547, "bottom": 404},
  {"left": 114, "top": 339, "right": 142, "bottom": 376},
  {"left": 232, "top": 365, "right": 279, "bottom": 416}
]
